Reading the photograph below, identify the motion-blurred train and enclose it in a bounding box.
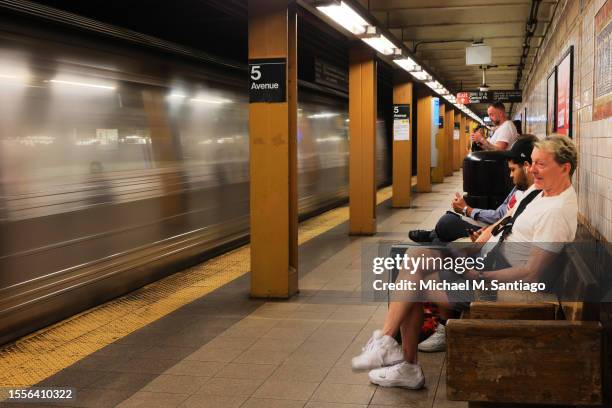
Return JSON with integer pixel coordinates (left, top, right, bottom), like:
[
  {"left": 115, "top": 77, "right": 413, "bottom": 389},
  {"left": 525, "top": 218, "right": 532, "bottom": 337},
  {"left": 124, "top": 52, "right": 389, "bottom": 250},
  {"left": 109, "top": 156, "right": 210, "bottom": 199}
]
[{"left": 0, "top": 4, "right": 392, "bottom": 344}]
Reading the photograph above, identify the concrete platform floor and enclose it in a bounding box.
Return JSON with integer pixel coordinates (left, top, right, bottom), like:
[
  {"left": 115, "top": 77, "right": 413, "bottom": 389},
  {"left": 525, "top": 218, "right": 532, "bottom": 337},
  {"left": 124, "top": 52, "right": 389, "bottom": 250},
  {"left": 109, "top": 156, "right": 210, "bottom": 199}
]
[{"left": 2, "top": 173, "right": 466, "bottom": 408}]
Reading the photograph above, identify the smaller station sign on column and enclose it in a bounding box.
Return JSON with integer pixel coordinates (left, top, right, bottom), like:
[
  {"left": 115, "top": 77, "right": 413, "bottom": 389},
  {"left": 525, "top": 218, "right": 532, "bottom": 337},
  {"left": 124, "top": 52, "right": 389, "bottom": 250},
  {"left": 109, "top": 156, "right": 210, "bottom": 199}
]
[
  {"left": 249, "top": 58, "right": 287, "bottom": 103},
  {"left": 393, "top": 104, "right": 410, "bottom": 141}
]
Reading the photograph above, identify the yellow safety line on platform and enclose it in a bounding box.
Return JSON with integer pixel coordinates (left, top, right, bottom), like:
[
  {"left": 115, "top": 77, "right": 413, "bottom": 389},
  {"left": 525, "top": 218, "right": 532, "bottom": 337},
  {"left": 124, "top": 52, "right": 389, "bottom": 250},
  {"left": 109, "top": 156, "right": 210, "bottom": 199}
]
[{"left": 0, "top": 187, "right": 392, "bottom": 387}]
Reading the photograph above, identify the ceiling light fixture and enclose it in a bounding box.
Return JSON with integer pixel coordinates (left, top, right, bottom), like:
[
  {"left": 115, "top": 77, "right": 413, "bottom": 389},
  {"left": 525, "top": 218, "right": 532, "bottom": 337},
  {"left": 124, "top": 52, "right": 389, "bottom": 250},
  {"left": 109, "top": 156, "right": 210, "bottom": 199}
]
[
  {"left": 410, "top": 71, "right": 431, "bottom": 81},
  {"left": 316, "top": 1, "right": 369, "bottom": 35},
  {"left": 315, "top": 0, "right": 464, "bottom": 117},
  {"left": 360, "top": 28, "right": 397, "bottom": 56},
  {"left": 393, "top": 57, "right": 420, "bottom": 72}
]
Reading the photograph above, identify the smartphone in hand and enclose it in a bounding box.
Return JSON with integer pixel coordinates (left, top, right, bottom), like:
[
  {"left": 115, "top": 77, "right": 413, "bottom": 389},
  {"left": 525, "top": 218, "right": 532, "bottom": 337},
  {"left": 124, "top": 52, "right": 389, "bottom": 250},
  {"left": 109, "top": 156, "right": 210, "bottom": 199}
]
[{"left": 469, "top": 227, "right": 483, "bottom": 242}]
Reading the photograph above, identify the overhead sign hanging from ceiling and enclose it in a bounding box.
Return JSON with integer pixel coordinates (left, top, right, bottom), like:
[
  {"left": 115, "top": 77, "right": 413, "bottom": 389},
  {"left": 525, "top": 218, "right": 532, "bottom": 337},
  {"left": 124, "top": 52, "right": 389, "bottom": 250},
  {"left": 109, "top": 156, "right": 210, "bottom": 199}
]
[
  {"left": 456, "top": 90, "right": 522, "bottom": 104},
  {"left": 249, "top": 58, "right": 286, "bottom": 103}
]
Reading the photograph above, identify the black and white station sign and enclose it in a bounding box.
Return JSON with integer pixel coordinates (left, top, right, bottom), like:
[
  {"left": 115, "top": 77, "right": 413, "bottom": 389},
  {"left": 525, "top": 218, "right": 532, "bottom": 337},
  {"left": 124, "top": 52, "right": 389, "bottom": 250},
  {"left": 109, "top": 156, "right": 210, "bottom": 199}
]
[
  {"left": 393, "top": 104, "right": 410, "bottom": 141},
  {"left": 249, "top": 58, "right": 286, "bottom": 103}
]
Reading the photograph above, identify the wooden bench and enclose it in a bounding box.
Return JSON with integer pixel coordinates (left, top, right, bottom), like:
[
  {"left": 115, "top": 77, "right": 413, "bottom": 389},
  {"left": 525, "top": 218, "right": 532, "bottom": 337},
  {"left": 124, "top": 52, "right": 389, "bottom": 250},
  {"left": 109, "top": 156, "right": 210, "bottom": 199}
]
[{"left": 446, "top": 246, "right": 603, "bottom": 406}]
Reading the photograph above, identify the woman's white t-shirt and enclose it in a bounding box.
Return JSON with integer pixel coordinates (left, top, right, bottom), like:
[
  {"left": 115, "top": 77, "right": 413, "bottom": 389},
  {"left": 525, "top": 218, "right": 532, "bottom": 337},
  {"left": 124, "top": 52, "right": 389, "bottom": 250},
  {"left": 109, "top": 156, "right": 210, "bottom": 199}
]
[{"left": 484, "top": 184, "right": 578, "bottom": 266}]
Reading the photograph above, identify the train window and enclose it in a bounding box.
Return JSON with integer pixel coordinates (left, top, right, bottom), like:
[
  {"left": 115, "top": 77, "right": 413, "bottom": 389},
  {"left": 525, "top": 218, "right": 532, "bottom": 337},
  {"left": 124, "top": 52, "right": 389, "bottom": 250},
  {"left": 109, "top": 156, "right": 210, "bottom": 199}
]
[
  {"left": 0, "top": 46, "right": 250, "bottom": 219},
  {"left": 0, "top": 32, "right": 390, "bottom": 226}
]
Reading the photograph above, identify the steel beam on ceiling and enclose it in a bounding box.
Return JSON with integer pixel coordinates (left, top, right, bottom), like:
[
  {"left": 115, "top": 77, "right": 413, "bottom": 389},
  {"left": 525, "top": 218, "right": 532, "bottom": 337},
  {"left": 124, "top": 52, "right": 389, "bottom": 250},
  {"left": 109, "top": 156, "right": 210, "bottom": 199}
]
[
  {"left": 368, "top": 2, "right": 556, "bottom": 12},
  {"left": 387, "top": 20, "right": 528, "bottom": 29}
]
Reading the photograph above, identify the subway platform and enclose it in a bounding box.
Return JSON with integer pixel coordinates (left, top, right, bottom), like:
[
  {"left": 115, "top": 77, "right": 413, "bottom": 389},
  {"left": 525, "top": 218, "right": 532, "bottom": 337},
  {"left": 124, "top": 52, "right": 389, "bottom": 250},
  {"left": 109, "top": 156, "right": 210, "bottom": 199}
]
[{"left": 0, "top": 175, "right": 465, "bottom": 408}]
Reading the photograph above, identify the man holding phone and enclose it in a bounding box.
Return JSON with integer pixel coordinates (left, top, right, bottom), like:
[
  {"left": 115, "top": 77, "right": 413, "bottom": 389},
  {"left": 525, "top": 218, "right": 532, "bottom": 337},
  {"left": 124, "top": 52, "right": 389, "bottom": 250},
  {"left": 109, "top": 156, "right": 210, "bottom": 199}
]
[
  {"left": 409, "top": 135, "right": 537, "bottom": 244},
  {"left": 472, "top": 102, "right": 519, "bottom": 150}
]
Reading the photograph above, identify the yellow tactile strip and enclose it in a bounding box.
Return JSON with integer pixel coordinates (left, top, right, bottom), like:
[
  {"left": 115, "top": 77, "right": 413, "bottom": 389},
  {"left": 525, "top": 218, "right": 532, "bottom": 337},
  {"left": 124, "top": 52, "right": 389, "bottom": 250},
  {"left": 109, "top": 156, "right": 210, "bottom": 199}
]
[{"left": 0, "top": 187, "right": 392, "bottom": 387}]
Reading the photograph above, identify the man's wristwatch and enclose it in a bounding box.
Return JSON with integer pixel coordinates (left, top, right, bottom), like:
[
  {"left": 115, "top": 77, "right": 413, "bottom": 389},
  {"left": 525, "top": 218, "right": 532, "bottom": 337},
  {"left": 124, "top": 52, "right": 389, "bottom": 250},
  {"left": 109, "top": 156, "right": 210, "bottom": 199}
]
[{"left": 462, "top": 206, "right": 469, "bottom": 216}]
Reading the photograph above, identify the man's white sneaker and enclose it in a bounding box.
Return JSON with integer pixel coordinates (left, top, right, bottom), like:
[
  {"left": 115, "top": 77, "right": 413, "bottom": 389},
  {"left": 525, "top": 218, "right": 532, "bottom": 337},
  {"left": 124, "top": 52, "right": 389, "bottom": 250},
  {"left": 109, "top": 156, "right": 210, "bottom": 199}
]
[
  {"left": 418, "top": 323, "right": 446, "bottom": 352},
  {"left": 351, "top": 330, "right": 404, "bottom": 371},
  {"left": 368, "top": 361, "right": 425, "bottom": 389}
]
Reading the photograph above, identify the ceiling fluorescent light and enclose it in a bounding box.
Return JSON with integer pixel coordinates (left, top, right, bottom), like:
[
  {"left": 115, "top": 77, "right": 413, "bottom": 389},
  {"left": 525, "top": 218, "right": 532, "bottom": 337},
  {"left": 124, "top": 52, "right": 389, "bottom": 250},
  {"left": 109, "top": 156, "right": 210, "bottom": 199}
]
[
  {"left": 361, "top": 33, "right": 396, "bottom": 55},
  {"left": 425, "top": 81, "right": 448, "bottom": 94},
  {"left": 393, "top": 57, "right": 420, "bottom": 72},
  {"left": 317, "top": 1, "right": 368, "bottom": 35},
  {"left": 410, "top": 70, "right": 431, "bottom": 81},
  {"left": 426, "top": 80, "right": 442, "bottom": 89}
]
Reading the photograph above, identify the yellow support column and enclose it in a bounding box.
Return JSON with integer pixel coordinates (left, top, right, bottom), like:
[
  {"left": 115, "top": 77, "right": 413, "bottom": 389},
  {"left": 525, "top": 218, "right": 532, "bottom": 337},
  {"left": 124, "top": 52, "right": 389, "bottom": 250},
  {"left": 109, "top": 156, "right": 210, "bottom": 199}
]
[
  {"left": 460, "top": 114, "right": 467, "bottom": 164},
  {"left": 444, "top": 106, "right": 454, "bottom": 176},
  {"left": 459, "top": 114, "right": 465, "bottom": 165},
  {"left": 416, "top": 91, "right": 431, "bottom": 192},
  {"left": 349, "top": 46, "right": 377, "bottom": 235},
  {"left": 248, "top": 0, "right": 298, "bottom": 298},
  {"left": 431, "top": 101, "right": 445, "bottom": 183},
  {"left": 453, "top": 112, "right": 461, "bottom": 171},
  {"left": 391, "top": 76, "right": 413, "bottom": 208}
]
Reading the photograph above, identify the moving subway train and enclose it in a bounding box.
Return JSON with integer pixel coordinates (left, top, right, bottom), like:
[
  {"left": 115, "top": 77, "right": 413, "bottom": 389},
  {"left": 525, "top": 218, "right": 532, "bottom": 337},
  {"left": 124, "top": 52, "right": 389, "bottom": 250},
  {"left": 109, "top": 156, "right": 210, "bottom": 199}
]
[{"left": 0, "top": 11, "right": 391, "bottom": 344}]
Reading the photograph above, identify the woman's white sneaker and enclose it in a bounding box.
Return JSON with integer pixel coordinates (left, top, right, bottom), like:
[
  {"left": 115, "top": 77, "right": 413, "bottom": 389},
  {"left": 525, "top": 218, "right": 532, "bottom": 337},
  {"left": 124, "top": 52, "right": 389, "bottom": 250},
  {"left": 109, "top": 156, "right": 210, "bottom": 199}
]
[
  {"left": 351, "top": 330, "right": 404, "bottom": 371},
  {"left": 368, "top": 361, "right": 425, "bottom": 389},
  {"left": 418, "top": 323, "right": 446, "bottom": 352}
]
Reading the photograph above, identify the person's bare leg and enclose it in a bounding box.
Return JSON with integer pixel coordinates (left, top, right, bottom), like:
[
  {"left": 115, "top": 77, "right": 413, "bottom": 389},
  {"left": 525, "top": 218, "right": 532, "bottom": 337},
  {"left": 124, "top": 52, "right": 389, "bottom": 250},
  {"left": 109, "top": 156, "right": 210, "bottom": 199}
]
[
  {"left": 380, "top": 247, "right": 437, "bottom": 337},
  {"left": 381, "top": 300, "right": 409, "bottom": 337},
  {"left": 377, "top": 248, "right": 452, "bottom": 354},
  {"left": 389, "top": 270, "right": 453, "bottom": 363},
  {"left": 400, "top": 302, "right": 424, "bottom": 364}
]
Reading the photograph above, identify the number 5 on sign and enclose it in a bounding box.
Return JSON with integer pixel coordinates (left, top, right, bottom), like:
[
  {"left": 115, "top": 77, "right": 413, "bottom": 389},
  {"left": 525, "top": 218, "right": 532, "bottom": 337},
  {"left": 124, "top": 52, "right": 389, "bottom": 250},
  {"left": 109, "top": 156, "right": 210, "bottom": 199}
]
[
  {"left": 248, "top": 58, "right": 286, "bottom": 103},
  {"left": 250, "top": 65, "right": 261, "bottom": 81}
]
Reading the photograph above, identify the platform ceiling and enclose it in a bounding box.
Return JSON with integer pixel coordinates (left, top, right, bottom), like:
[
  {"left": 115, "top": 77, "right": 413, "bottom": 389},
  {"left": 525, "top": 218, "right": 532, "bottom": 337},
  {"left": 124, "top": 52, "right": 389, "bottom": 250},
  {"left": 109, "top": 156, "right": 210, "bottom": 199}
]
[
  {"left": 359, "top": 0, "right": 559, "bottom": 117},
  {"left": 32, "top": 0, "right": 558, "bottom": 118}
]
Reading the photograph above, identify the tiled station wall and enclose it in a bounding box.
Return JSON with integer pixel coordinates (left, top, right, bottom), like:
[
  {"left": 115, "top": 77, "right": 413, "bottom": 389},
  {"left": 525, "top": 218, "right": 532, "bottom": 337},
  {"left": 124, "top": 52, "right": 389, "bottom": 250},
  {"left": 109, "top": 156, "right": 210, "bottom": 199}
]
[{"left": 514, "top": 0, "right": 612, "bottom": 242}]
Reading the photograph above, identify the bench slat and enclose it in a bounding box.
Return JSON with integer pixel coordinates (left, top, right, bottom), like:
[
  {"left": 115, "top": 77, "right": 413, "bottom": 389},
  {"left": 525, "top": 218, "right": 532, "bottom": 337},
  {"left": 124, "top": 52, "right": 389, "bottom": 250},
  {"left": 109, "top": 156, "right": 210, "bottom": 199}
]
[{"left": 469, "top": 302, "right": 556, "bottom": 320}]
